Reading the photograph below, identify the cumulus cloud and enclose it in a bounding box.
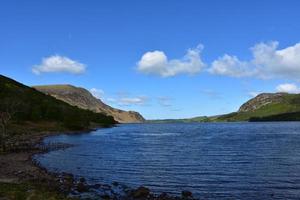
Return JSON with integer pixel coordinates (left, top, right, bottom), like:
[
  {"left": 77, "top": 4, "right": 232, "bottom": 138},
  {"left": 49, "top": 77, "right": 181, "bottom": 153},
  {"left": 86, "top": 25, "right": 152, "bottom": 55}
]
[
  {"left": 32, "top": 55, "right": 86, "bottom": 75},
  {"left": 90, "top": 88, "right": 104, "bottom": 99},
  {"left": 137, "top": 45, "right": 205, "bottom": 77},
  {"left": 209, "top": 41, "right": 300, "bottom": 79},
  {"left": 209, "top": 55, "right": 255, "bottom": 77},
  {"left": 276, "top": 83, "right": 300, "bottom": 93}
]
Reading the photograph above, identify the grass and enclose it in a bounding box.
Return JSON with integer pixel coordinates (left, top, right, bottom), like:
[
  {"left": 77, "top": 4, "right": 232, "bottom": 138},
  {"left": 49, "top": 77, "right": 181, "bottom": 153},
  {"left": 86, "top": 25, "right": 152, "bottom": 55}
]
[
  {"left": 0, "top": 74, "right": 117, "bottom": 132},
  {"left": 214, "top": 94, "right": 300, "bottom": 122},
  {"left": 0, "top": 182, "right": 75, "bottom": 200}
]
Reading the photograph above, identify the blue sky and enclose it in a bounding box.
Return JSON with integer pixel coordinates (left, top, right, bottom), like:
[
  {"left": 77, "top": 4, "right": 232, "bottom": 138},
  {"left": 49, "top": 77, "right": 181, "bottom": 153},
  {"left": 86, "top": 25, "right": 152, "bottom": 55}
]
[{"left": 1, "top": 0, "right": 300, "bottom": 119}]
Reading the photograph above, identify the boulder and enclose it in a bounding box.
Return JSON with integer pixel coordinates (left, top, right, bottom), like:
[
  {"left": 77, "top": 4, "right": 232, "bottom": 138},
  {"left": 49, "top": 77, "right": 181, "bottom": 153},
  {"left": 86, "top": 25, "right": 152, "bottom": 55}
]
[
  {"left": 76, "top": 182, "right": 88, "bottom": 193},
  {"left": 131, "top": 186, "right": 150, "bottom": 199},
  {"left": 181, "top": 190, "right": 193, "bottom": 199}
]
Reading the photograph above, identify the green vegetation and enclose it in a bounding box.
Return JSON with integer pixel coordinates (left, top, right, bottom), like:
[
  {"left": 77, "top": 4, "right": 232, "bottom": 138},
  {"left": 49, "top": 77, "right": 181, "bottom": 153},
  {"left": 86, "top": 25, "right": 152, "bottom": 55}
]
[
  {"left": 0, "top": 74, "right": 116, "bottom": 151},
  {"left": 0, "top": 75, "right": 116, "bottom": 128},
  {"left": 215, "top": 94, "right": 300, "bottom": 122},
  {"left": 0, "top": 182, "right": 74, "bottom": 200},
  {"left": 149, "top": 93, "right": 300, "bottom": 123},
  {"left": 249, "top": 112, "right": 300, "bottom": 122}
]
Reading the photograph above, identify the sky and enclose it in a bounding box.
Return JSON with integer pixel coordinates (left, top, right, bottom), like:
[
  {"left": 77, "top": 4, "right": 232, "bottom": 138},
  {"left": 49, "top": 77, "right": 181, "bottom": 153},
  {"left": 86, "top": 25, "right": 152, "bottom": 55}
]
[{"left": 1, "top": 0, "right": 300, "bottom": 119}]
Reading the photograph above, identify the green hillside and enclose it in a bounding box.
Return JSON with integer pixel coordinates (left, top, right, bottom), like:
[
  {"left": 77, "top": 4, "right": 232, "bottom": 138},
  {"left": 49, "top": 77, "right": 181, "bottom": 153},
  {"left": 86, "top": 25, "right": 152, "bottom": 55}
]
[
  {"left": 0, "top": 75, "right": 117, "bottom": 132},
  {"left": 214, "top": 93, "right": 300, "bottom": 122},
  {"left": 149, "top": 93, "right": 300, "bottom": 123},
  {"left": 249, "top": 111, "right": 300, "bottom": 122}
]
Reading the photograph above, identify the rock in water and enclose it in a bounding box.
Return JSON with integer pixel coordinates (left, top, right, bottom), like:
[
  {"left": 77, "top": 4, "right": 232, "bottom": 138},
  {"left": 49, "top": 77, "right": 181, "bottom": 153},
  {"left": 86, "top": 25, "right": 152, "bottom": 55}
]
[
  {"left": 131, "top": 186, "right": 150, "bottom": 199},
  {"left": 181, "top": 190, "right": 193, "bottom": 199}
]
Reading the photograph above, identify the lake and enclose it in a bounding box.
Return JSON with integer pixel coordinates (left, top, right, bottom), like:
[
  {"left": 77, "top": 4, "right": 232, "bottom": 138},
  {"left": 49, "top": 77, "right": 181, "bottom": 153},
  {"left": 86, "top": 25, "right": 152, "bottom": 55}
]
[{"left": 35, "top": 122, "right": 300, "bottom": 199}]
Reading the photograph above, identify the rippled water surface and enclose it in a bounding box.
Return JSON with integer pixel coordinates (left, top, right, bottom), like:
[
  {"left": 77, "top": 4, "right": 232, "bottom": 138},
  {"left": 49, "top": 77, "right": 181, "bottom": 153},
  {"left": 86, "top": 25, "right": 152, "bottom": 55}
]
[{"left": 36, "top": 122, "right": 300, "bottom": 199}]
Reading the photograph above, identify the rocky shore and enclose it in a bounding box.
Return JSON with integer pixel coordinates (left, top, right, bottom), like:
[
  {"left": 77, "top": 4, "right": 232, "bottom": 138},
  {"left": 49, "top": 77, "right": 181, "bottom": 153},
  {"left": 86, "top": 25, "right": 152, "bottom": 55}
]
[{"left": 0, "top": 130, "right": 197, "bottom": 200}]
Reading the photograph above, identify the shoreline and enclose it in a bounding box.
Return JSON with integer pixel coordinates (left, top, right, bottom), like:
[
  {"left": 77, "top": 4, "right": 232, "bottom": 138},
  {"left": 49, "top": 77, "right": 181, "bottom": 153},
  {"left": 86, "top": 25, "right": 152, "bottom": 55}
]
[
  {"left": 0, "top": 126, "right": 196, "bottom": 200},
  {"left": 0, "top": 128, "right": 96, "bottom": 194}
]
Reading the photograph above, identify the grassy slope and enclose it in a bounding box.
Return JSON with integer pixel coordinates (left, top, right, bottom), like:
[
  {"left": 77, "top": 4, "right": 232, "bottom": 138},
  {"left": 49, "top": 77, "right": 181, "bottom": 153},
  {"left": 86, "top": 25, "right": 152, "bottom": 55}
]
[
  {"left": 149, "top": 94, "right": 300, "bottom": 123},
  {"left": 0, "top": 75, "right": 116, "bottom": 199},
  {"left": 214, "top": 94, "right": 300, "bottom": 122},
  {"left": 0, "top": 74, "right": 116, "bottom": 133},
  {"left": 249, "top": 111, "right": 300, "bottom": 122}
]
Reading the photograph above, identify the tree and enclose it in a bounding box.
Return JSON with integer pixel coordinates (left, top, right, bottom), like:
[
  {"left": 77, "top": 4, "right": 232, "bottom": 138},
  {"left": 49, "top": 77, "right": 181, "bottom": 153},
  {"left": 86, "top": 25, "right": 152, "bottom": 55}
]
[{"left": 0, "top": 100, "right": 21, "bottom": 152}]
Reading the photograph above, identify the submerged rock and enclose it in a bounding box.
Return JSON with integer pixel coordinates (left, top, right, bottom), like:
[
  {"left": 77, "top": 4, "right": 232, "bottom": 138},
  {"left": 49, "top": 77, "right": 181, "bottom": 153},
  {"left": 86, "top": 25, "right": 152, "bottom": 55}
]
[
  {"left": 76, "top": 182, "right": 89, "bottom": 193},
  {"left": 90, "top": 183, "right": 101, "bottom": 189},
  {"left": 57, "top": 172, "right": 198, "bottom": 200},
  {"left": 79, "top": 177, "right": 86, "bottom": 183},
  {"left": 181, "top": 190, "right": 193, "bottom": 199},
  {"left": 61, "top": 173, "right": 75, "bottom": 192},
  {"left": 130, "top": 186, "right": 150, "bottom": 199},
  {"left": 101, "top": 194, "right": 111, "bottom": 199},
  {"left": 112, "top": 181, "right": 119, "bottom": 186},
  {"left": 157, "top": 192, "right": 172, "bottom": 200}
]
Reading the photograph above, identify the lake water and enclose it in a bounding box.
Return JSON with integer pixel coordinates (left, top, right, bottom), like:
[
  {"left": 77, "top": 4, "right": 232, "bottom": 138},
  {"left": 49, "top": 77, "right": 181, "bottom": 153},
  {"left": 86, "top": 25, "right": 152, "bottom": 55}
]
[{"left": 35, "top": 122, "right": 300, "bottom": 199}]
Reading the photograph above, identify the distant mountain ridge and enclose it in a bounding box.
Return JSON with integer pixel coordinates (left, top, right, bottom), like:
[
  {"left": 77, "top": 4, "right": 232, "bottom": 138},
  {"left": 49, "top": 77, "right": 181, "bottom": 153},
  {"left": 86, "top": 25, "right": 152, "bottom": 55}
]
[
  {"left": 149, "top": 92, "right": 300, "bottom": 123},
  {"left": 218, "top": 92, "right": 300, "bottom": 121},
  {"left": 33, "top": 85, "right": 145, "bottom": 123}
]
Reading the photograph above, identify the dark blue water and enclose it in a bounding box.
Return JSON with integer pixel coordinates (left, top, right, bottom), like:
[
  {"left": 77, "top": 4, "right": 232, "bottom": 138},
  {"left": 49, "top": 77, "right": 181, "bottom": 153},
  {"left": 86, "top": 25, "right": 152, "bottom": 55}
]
[{"left": 36, "top": 122, "right": 300, "bottom": 199}]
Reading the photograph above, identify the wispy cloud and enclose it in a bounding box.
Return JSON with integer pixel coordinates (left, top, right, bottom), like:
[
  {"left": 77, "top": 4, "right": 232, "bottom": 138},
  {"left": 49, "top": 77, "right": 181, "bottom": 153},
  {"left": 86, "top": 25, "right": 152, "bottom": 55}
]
[
  {"left": 118, "top": 96, "right": 148, "bottom": 106},
  {"left": 137, "top": 44, "right": 206, "bottom": 77},
  {"left": 157, "top": 96, "right": 172, "bottom": 107},
  {"left": 200, "top": 89, "right": 222, "bottom": 99},
  {"left": 103, "top": 92, "right": 149, "bottom": 107},
  {"left": 32, "top": 55, "right": 86, "bottom": 75}
]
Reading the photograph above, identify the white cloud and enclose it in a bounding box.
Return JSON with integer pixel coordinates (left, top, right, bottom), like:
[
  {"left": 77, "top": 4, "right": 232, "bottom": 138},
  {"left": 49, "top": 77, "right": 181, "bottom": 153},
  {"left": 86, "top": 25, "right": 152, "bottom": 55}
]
[
  {"left": 209, "top": 41, "right": 300, "bottom": 79},
  {"left": 209, "top": 55, "right": 255, "bottom": 77},
  {"left": 276, "top": 83, "right": 300, "bottom": 93},
  {"left": 118, "top": 96, "right": 148, "bottom": 106},
  {"left": 98, "top": 91, "right": 149, "bottom": 107},
  {"left": 137, "top": 44, "right": 205, "bottom": 77},
  {"left": 32, "top": 55, "right": 86, "bottom": 75},
  {"left": 90, "top": 88, "right": 104, "bottom": 99}
]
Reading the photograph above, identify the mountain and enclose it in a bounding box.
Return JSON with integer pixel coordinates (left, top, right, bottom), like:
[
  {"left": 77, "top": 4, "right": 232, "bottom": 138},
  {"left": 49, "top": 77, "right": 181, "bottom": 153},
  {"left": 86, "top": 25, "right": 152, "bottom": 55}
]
[
  {"left": 216, "top": 93, "right": 300, "bottom": 121},
  {"left": 238, "top": 93, "right": 287, "bottom": 112},
  {"left": 0, "top": 75, "right": 116, "bottom": 131},
  {"left": 149, "top": 92, "right": 300, "bottom": 123},
  {"left": 33, "top": 85, "right": 145, "bottom": 123}
]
